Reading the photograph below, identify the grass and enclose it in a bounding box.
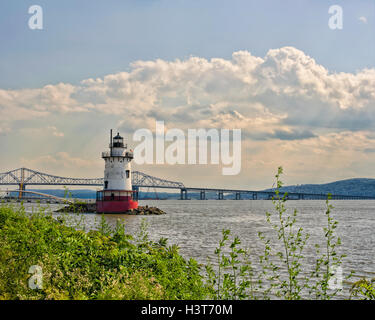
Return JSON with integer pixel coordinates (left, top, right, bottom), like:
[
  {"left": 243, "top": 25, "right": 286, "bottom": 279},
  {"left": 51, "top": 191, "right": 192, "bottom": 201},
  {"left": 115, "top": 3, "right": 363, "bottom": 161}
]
[{"left": 0, "top": 205, "right": 207, "bottom": 300}]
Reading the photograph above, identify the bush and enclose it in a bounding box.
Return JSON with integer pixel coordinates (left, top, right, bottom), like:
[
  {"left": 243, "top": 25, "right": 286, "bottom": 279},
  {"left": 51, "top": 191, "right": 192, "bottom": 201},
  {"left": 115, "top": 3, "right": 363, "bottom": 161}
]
[
  {"left": 204, "top": 167, "right": 370, "bottom": 300},
  {"left": 0, "top": 205, "right": 207, "bottom": 300}
]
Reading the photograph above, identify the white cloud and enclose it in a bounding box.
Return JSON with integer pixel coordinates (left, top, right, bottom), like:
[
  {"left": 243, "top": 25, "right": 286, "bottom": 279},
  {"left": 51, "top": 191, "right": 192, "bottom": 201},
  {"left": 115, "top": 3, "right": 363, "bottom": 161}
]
[
  {"left": 19, "top": 152, "right": 100, "bottom": 177},
  {"left": 19, "top": 126, "right": 64, "bottom": 137},
  {"left": 2, "top": 47, "right": 375, "bottom": 185},
  {"left": 47, "top": 126, "right": 64, "bottom": 137},
  {"left": 2, "top": 47, "right": 375, "bottom": 136},
  {"left": 359, "top": 16, "right": 368, "bottom": 24}
]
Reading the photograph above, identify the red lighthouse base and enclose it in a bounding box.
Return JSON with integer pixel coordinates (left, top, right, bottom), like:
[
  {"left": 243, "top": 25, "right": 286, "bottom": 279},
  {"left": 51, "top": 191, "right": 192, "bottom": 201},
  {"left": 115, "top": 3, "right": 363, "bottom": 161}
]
[{"left": 96, "top": 190, "right": 138, "bottom": 213}]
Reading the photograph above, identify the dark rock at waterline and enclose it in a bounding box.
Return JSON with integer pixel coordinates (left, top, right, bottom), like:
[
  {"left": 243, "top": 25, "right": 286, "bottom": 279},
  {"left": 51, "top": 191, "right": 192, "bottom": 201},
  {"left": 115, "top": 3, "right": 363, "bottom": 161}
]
[
  {"left": 55, "top": 203, "right": 96, "bottom": 213},
  {"left": 55, "top": 203, "right": 166, "bottom": 215},
  {"left": 127, "top": 205, "right": 166, "bottom": 215}
]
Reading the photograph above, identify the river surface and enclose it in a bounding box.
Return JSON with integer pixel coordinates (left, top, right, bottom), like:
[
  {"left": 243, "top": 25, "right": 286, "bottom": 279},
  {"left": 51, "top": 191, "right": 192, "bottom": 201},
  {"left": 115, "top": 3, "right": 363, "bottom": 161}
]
[{"left": 12, "top": 200, "right": 375, "bottom": 299}]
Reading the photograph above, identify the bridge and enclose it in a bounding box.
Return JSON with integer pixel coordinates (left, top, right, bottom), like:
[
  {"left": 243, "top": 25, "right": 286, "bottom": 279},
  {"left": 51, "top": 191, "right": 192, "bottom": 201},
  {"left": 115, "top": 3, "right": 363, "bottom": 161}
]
[
  {"left": 0, "top": 189, "right": 79, "bottom": 204},
  {"left": 0, "top": 168, "right": 184, "bottom": 189},
  {"left": 0, "top": 168, "right": 374, "bottom": 201}
]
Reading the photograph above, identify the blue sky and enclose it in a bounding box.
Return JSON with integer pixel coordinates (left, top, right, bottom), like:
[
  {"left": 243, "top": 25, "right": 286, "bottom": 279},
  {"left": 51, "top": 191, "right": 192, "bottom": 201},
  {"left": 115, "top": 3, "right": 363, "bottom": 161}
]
[
  {"left": 0, "top": 1, "right": 375, "bottom": 189},
  {"left": 0, "top": 0, "right": 374, "bottom": 89}
]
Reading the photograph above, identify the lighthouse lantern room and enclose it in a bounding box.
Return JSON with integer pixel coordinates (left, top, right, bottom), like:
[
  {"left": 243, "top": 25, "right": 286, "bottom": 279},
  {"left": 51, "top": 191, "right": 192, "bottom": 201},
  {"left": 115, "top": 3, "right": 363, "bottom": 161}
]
[{"left": 96, "top": 130, "right": 138, "bottom": 213}]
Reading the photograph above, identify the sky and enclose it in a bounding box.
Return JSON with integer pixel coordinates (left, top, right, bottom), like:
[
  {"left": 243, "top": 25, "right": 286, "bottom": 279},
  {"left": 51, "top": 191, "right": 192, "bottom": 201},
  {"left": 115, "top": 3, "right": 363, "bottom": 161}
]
[{"left": 0, "top": 0, "right": 375, "bottom": 189}]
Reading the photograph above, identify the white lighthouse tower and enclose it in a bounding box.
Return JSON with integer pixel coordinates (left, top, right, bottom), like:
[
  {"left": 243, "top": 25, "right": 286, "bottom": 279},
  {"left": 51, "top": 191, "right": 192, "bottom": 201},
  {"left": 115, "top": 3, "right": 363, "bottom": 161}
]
[{"left": 96, "top": 130, "right": 138, "bottom": 213}]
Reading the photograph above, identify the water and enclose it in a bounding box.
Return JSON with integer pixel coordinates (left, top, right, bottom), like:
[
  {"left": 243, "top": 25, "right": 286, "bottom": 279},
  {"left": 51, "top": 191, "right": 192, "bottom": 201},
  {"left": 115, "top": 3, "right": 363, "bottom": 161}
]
[{"left": 12, "top": 200, "right": 375, "bottom": 298}]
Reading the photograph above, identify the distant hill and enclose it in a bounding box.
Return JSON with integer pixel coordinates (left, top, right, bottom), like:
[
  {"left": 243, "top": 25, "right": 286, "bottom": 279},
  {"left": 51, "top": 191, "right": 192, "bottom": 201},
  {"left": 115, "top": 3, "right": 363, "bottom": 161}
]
[
  {"left": 264, "top": 178, "right": 375, "bottom": 197},
  {"left": 24, "top": 178, "right": 375, "bottom": 200},
  {"left": 27, "top": 189, "right": 97, "bottom": 199}
]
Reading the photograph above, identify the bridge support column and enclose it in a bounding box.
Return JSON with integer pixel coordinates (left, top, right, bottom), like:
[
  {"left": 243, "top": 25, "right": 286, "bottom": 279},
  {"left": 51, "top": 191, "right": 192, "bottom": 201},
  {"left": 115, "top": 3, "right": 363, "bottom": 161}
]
[
  {"left": 180, "top": 189, "right": 188, "bottom": 200},
  {"left": 235, "top": 192, "right": 241, "bottom": 200},
  {"left": 18, "top": 184, "right": 25, "bottom": 199},
  {"left": 200, "top": 190, "right": 206, "bottom": 200},
  {"left": 218, "top": 191, "right": 224, "bottom": 200},
  {"left": 18, "top": 167, "right": 25, "bottom": 199},
  {"left": 132, "top": 186, "right": 139, "bottom": 201}
]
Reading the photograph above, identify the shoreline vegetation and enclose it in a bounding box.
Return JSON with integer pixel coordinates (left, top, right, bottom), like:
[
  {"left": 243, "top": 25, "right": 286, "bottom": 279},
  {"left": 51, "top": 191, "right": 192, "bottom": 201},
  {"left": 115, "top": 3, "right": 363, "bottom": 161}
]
[{"left": 0, "top": 168, "right": 374, "bottom": 300}]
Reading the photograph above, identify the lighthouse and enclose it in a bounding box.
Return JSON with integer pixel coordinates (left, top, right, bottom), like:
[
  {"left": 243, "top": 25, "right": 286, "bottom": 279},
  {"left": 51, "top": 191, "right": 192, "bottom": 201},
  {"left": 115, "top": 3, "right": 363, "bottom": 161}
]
[{"left": 96, "top": 130, "right": 138, "bottom": 213}]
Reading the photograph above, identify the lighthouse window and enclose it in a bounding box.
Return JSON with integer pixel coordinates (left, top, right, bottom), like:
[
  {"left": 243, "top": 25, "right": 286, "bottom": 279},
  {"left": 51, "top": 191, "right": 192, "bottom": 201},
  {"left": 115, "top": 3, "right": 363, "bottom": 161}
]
[{"left": 126, "top": 170, "right": 130, "bottom": 179}]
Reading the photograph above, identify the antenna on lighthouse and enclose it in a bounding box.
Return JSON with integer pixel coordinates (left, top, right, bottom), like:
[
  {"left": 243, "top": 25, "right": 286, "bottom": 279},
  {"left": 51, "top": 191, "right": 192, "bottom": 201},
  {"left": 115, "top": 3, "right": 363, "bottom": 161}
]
[{"left": 110, "top": 129, "right": 113, "bottom": 156}]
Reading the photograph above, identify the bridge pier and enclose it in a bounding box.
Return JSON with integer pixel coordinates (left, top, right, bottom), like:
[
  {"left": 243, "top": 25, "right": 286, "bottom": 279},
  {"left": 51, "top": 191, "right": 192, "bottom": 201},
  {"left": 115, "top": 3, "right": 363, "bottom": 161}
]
[
  {"left": 18, "top": 183, "right": 25, "bottom": 199},
  {"left": 180, "top": 189, "right": 188, "bottom": 200},
  {"left": 200, "top": 190, "right": 206, "bottom": 200},
  {"left": 132, "top": 186, "right": 139, "bottom": 201}
]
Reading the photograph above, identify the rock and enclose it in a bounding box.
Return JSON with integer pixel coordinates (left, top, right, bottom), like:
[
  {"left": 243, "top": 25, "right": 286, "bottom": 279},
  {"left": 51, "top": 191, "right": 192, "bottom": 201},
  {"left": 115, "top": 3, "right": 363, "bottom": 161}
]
[
  {"left": 126, "top": 206, "right": 166, "bottom": 215},
  {"left": 55, "top": 202, "right": 96, "bottom": 213},
  {"left": 55, "top": 204, "right": 166, "bottom": 215}
]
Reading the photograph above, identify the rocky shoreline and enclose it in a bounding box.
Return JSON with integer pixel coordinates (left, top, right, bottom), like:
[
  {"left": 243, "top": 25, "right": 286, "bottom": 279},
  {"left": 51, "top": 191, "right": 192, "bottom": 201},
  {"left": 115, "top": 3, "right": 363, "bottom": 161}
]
[{"left": 55, "top": 203, "right": 166, "bottom": 215}]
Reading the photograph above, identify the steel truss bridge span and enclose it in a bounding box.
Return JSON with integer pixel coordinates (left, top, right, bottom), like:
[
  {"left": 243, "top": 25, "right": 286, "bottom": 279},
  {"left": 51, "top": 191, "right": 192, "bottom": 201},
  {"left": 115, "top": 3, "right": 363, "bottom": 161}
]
[{"left": 0, "top": 168, "right": 185, "bottom": 189}]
